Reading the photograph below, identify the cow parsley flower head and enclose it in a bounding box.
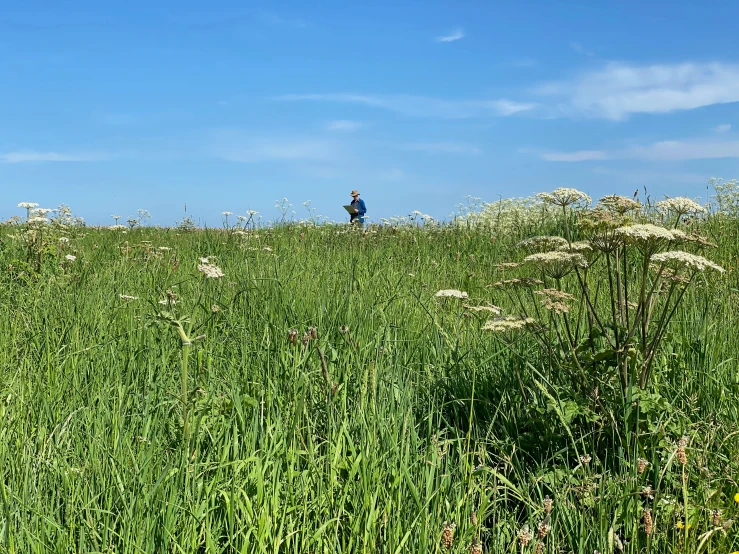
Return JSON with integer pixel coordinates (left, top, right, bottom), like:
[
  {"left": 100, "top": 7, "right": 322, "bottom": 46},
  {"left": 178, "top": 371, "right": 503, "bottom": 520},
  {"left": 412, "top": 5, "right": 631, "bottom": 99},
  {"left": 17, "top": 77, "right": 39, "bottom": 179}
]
[
  {"left": 197, "top": 260, "right": 224, "bottom": 278},
  {"left": 435, "top": 289, "right": 469, "bottom": 299},
  {"left": 655, "top": 197, "right": 706, "bottom": 215},
  {"left": 18, "top": 202, "right": 39, "bottom": 209},
  {"left": 615, "top": 223, "right": 675, "bottom": 254},
  {"left": 557, "top": 241, "right": 593, "bottom": 253},
  {"left": 222, "top": 211, "right": 233, "bottom": 216},
  {"left": 524, "top": 251, "right": 588, "bottom": 279},
  {"left": 650, "top": 251, "right": 725, "bottom": 273},
  {"left": 27, "top": 216, "right": 49, "bottom": 225},
  {"left": 517, "top": 235, "right": 569, "bottom": 253},
  {"left": 536, "top": 187, "right": 591, "bottom": 208},
  {"left": 483, "top": 316, "right": 537, "bottom": 333},
  {"left": 598, "top": 195, "right": 641, "bottom": 214}
]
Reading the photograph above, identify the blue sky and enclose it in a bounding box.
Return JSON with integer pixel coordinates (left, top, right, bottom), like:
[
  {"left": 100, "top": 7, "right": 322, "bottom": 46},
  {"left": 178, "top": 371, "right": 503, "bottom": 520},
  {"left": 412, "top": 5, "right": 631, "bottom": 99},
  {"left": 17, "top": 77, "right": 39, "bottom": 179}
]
[{"left": 2, "top": 0, "right": 739, "bottom": 226}]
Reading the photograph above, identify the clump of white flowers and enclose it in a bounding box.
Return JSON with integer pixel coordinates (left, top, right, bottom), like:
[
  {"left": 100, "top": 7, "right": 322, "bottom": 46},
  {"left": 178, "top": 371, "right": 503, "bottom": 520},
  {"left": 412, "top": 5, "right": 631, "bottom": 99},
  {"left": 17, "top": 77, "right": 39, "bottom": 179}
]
[
  {"left": 614, "top": 224, "right": 675, "bottom": 254},
  {"left": 517, "top": 235, "right": 569, "bottom": 253},
  {"left": 197, "top": 257, "right": 225, "bottom": 279},
  {"left": 650, "top": 251, "right": 725, "bottom": 273},
  {"left": 435, "top": 289, "right": 469, "bottom": 299},
  {"left": 482, "top": 316, "right": 537, "bottom": 333},
  {"left": 598, "top": 195, "right": 641, "bottom": 214},
  {"left": 524, "top": 251, "right": 588, "bottom": 279},
  {"left": 464, "top": 304, "right": 502, "bottom": 314},
  {"left": 655, "top": 197, "right": 706, "bottom": 216},
  {"left": 536, "top": 187, "right": 591, "bottom": 208}
]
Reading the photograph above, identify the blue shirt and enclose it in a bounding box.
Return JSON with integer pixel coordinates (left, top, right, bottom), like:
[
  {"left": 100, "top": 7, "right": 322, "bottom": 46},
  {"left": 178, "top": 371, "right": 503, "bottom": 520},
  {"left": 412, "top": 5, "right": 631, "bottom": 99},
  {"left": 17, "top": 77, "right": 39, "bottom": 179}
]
[{"left": 351, "top": 198, "right": 367, "bottom": 222}]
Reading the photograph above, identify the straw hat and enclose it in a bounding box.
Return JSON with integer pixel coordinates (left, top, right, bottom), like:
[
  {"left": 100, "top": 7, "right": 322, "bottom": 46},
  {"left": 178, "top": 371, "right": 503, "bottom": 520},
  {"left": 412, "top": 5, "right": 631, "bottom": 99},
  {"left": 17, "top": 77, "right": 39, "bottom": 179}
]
[{"left": 350, "top": 190, "right": 360, "bottom": 196}]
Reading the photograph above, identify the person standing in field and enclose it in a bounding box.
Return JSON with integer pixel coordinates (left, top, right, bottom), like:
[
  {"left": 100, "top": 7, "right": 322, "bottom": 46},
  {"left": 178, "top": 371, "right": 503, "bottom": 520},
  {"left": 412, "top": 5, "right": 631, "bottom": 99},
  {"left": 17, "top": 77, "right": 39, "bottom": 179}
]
[{"left": 350, "top": 190, "right": 367, "bottom": 226}]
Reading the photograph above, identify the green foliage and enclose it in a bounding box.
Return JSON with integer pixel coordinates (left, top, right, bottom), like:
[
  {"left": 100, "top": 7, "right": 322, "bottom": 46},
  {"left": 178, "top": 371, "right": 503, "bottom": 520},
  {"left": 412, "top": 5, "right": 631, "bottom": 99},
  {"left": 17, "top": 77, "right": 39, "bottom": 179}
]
[{"left": 0, "top": 213, "right": 737, "bottom": 553}]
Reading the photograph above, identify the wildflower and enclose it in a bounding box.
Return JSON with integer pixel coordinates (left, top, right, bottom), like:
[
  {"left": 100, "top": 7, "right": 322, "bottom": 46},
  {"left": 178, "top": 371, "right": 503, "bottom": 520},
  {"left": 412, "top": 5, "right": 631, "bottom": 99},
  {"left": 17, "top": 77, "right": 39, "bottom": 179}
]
[
  {"left": 675, "top": 520, "right": 691, "bottom": 531},
  {"left": 441, "top": 521, "right": 456, "bottom": 550},
  {"left": 650, "top": 251, "right": 725, "bottom": 274},
  {"left": 655, "top": 197, "right": 706, "bottom": 215},
  {"left": 27, "top": 216, "right": 48, "bottom": 225},
  {"left": 340, "top": 325, "right": 349, "bottom": 334},
  {"left": 614, "top": 224, "right": 675, "bottom": 255},
  {"left": 471, "top": 511, "right": 478, "bottom": 526},
  {"left": 470, "top": 538, "right": 483, "bottom": 554},
  {"left": 492, "top": 277, "right": 544, "bottom": 289},
  {"left": 222, "top": 211, "right": 233, "bottom": 216},
  {"left": 734, "top": 492, "right": 739, "bottom": 503},
  {"left": 435, "top": 289, "right": 469, "bottom": 299},
  {"left": 524, "top": 251, "right": 588, "bottom": 279},
  {"left": 598, "top": 195, "right": 641, "bottom": 214},
  {"left": 536, "top": 187, "right": 592, "bottom": 208},
  {"left": 517, "top": 235, "right": 569, "bottom": 253},
  {"left": 65, "top": 254, "right": 77, "bottom": 262},
  {"left": 482, "top": 316, "right": 537, "bottom": 333},
  {"left": 287, "top": 328, "right": 298, "bottom": 346},
  {"left": 464, "top": 304, "right": 502, "bottom": 315},
  {"left": 557, "top": 240, "right": 593, "bottom": 253},
  {"left": 643, "top": 508, "right": 653, "bottom": 535},
  {"left": 197, "top": 260, "right": 225, "bottom": 278},
  {"left": 537, "top": 519, "right": 551, "bottom": 539},
  {"left": 308, "top": 326, "right": 318, "bottom": 340},
  {"left": 517, "top": 524, "right": 534, "bottom": 547},
  {"left": 158, "top": 246, "right": 172, "bottom": 251},
  {"left": 119, "top": 294, "right": 139, "bottom": 301},
  {"left": 579, "top": 454, "right": 592, "bottom": 465},
  {"left": 211, "top": 304, "right": 221, "bottom": 313},
  {"left": 58, "top": 237, "right": 70, "bottom": 243},
  {"left": 17, "top": 202, "right": 39, "bottom": 209},
  {"left": 637, "top": 458, "right": 648, "bottom": 474},
  {"left": 158, "top": 299, "right": 178, "bottom": 305},
  {"left": 543, "top": 496, "right": 553, "bottom": 514},
  {"left": 641, "top": 485, "right": 654, "bottom": 500}
]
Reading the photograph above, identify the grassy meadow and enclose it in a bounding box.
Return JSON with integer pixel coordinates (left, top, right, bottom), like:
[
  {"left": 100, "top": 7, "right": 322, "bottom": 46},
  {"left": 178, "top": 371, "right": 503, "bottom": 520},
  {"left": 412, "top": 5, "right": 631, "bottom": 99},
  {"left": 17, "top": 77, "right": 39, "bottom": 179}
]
[{"left": 1, "top": 190, "right": 739, "bottom": 553}]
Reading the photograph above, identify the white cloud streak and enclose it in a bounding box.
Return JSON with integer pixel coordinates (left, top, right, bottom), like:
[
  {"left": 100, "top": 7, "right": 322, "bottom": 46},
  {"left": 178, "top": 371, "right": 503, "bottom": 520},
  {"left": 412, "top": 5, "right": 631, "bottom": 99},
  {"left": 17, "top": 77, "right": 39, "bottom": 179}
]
[
  {"left": 436, "top": 28, "right": 465, "bottom": 43},
  {"left": 402, "top": 142, "right": 481, "bottom": 155},
  {"left": 0, "top": 151, "right": 108, "bottom": 163},
  {"left": 207, "top": 132, "right": 339, "bottom": 163},
  {"left": 539, "top": 61, "right": 739, "bottom": 120},
  {"left": 714, "top": 123, "right": 732, "bottom": 133},
  {"left": 275, "top": 93, "right": 536, "bottom": 119},
  {"left": 325, "top": 120, "right": 363, "bottom": 132},
  {"left": 542, "top": 138, "right": 739, "bottom": 162}
]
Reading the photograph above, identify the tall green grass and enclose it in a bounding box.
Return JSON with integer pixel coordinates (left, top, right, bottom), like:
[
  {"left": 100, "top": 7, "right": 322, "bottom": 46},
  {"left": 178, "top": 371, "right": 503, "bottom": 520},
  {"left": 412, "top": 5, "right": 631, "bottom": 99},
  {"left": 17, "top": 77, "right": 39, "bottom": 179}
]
[{"left": 0, "top": 218, "right": 737, "bottom": 553}]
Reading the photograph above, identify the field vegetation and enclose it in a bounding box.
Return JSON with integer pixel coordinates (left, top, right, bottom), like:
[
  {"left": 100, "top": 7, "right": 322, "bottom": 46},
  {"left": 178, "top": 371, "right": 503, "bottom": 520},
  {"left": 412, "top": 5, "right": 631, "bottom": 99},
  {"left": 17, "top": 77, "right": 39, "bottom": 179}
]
[{"left": 1, "top": 183, "right": 739, "bottom": 553}]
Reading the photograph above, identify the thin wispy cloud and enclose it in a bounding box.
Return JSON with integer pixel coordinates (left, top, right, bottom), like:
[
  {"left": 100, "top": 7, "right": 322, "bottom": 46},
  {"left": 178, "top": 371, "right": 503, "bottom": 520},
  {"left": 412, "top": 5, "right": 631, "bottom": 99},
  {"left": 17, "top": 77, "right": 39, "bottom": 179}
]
[
  {"left": 541, "top": 137, "right": 739, "bottom": 162},
  {"left": 435, "top": 28, "right": 465, "bottom": 43},
  {"left": 325, "top": 120, "right": 364, "bottom": 132},
  {"left": 402, "top": 142, "right": 481, "bottom": 155},
  {"left": 275, "top": 93, "right": 536, "bottom": 119},
  {"left": 714, "top": 123, "right": 732, "bottom": 133},
  {"left": 0, "top": 151, "right": 108, "bottom": 163},
  {"left": 569, "top": 41, "right": 594, "bottom": 57},
  {"left": 207, "top": 131, "right": 339, "bottom": 163},
  {"left": 538, "top": 61, "right": 739, "bottom": 120}
]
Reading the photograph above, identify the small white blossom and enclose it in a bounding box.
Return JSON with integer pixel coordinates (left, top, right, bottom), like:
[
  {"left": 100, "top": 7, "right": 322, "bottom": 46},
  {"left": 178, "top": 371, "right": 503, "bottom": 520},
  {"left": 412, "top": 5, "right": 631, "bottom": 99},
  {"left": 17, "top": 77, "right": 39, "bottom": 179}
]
[
  {"left": 65, "top": 254, "right": 77, "bottom": 261},
  {"left": 18, "top": 202, "right": 39, "bottom": 209},
  {"left": 197, "top": 261, "right": 225, "bottom": 278},
  {"left": 655, "top": 197, "right": 706, "bottom": 215},
  {"left": 650, "top": 251, "right": 725, "bottom": 273},
  {"left": 58, "top": 237, "right": 70, "bottom": 243},
  {"left": 222, "top": 211, "right": 233, "bottom": 216},
  {"left": 27, "top": 216, "right": 49, "bottom": 225},
  {"left": 517, "top": 235, "right": 569, "bottom": 252},
  {"left": 536, "top": 187, "right": 591, "bottom": 208},
  {"left": 483, "top": 316, "right": 536, "bottom": 333},
  {"left": 524, "top": 251, "right": 588, "bottom": 278},
  {"left": 119, "top": 294, "right": 139, "bottom": 301},
  {"left": 435, "top": 289, "right": 469, "bottom": 299}
]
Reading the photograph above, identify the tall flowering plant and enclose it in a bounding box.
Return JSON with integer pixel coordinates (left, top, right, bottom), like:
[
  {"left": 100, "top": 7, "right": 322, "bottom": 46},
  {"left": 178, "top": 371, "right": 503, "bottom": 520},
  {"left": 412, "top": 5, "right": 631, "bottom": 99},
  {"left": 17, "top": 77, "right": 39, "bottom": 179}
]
[{"left": 484, "top": 189, "right": 724, "bottom": 399}]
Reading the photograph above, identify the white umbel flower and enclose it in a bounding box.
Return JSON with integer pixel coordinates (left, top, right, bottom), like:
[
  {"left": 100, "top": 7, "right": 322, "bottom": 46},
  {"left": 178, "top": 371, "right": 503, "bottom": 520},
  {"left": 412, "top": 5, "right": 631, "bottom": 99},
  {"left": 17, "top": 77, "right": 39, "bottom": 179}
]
[
  {"left": 482, "top": 316, "right": 537, "bottom": 333},
  {"left": 655, "top": 197, "right": 706, "bottom": 215},
  {"left": 536, "top": 187, "right": 591, "bottom": 208},
  {"left": 65, "top": 254, "right": 77, "bottom": 261},
  {"left": 435, "top": 289, "right": 469, "bottom": 299},
  {"left": 598, "top": 195, "right": 641, "bottom": 214},
  {"left": 650, "top": 251, "right": 725, "bottom": 273},
  {"left": 517, "top": 235, "right": 569, "bottom": 252},
  {"left": 197, "top": 261, "right": 225, "bottom": 278},
  {"left": 524, "top": 251, "right": 588, "bottom": 279},
  {"left": 17, "top": 202, "right": 39, "bottom": 209},
  {"left": 119, "top": 294, "right": 139, "bottom": 301}
]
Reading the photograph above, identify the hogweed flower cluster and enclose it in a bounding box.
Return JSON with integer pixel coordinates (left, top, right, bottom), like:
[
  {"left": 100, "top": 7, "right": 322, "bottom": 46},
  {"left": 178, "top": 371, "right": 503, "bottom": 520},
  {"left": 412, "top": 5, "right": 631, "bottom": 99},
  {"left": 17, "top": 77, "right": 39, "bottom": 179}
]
[
  {"left": 650, "top": 251, "right": 725, "bottom": 274},
  {"left": 524, "top": 251, "right": 588, "bottom": 279},
  {"left": 435, "top": 289, "right": 469, "bottom": 299},
  {"left": 197, "top": 257, "right": 225, "bottom": 279},
  {"left": 598, "top": 195, "right": 641, "bottom": 215},
  {"left": 536, "top": 187, "right": 592, "bottom": 208}
]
